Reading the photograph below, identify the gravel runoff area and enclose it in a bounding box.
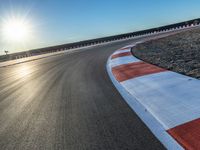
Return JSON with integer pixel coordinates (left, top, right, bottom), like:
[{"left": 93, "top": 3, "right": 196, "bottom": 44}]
[{"left": 132, "top": 27, "right": 200, "bottom": 79}]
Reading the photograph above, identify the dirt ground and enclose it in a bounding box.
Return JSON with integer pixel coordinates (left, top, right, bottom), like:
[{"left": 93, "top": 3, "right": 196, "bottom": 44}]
[{"left": 132, "top": 27, "right": 200, "bottom": 79}]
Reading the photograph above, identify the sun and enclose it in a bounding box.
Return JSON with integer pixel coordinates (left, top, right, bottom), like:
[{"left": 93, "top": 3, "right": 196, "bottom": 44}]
[{"left": 2, "top": 17, "right": 32, "bottom": 43}]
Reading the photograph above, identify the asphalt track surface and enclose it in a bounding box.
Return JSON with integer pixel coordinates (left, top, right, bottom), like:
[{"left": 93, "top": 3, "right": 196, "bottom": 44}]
[{"left": 0, "top": 39, "right": 165, "bottom": 150}]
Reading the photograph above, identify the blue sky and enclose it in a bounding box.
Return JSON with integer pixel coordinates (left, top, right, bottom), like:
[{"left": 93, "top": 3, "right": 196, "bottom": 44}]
[{"left": 0, "top": 0, "right": 200, "bottom": 54}]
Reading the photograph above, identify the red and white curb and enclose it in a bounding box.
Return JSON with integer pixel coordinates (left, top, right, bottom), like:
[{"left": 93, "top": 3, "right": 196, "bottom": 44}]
[{"left": 107, "top": 43, "right": 200, "bottom": 150}]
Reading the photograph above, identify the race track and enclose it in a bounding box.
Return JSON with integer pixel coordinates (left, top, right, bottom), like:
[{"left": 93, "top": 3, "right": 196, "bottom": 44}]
[{"left": 0, "top": 39, "right": 165, "bottom": 150}]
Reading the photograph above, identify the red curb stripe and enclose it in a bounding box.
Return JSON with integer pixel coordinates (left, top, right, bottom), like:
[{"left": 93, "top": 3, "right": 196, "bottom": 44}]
[
  {"left": 112, "top": 61, "right": 166, "bottom": 82},
  {"left": 111, "top": 52, "right": 132, "bottom": 59},
  {"left": 167, "top": 118, "right": 200, "bottom": 150}
]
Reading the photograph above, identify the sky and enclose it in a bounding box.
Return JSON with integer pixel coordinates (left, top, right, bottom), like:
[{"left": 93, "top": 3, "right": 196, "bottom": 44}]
[{"left": 0, "top": 0, "right": 200, "bottom": 54}]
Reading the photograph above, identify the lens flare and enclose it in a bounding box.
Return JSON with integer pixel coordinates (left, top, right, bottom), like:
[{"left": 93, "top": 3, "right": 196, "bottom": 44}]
[{"left": 1, "top": 17, "right": 33, "bottom": 43}]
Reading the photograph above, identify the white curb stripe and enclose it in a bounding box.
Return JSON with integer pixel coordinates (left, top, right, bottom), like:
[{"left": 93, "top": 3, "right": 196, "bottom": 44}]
[
  {"left": 113, "top": 49, "right": 130, "bottom": 55},
  {"left": 109, "top": 55, "right": 140, "bottom": 67},
  {"left": 107, "top": 60, "right": 183, "bottom": 150},
  {"left": 122, "top": 71, "right": 200, "bottom": 130},
  {"left": 106, "top": 43, "right": 191, "bottom": 149}
]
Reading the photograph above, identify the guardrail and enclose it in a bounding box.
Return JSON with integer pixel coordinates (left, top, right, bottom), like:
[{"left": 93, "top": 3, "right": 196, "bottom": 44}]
[{"left": 1, "top": 18, "right": 200, "bottom": 62}]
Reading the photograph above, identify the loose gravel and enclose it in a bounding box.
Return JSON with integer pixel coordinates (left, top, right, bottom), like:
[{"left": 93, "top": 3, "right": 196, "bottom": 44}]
[{"left": 132, "top": 27, "right": 200, "bottom": 79}]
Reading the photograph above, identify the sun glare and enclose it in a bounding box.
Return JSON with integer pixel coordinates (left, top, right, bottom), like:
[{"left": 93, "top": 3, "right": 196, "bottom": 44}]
[{"left": 2, "top": 17, "right": 32, "bottom": 43}]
